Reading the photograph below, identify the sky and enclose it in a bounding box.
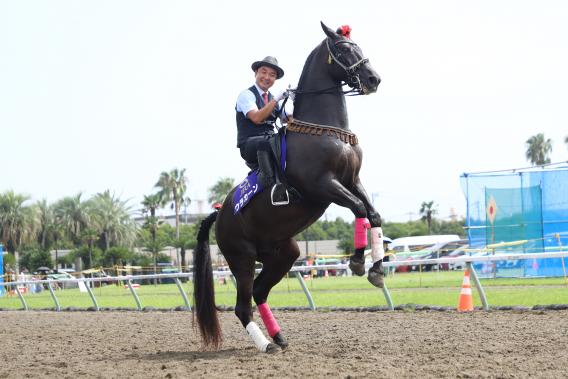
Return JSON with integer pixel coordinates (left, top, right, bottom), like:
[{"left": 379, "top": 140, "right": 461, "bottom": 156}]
[{"left": 1, "top": 1, "right": 567, "bottom": 223}]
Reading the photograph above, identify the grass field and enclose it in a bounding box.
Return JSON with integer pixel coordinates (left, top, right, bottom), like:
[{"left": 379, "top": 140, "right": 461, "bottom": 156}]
[{"left": 1, "top": 271, "right": 567, "bottom": 310}]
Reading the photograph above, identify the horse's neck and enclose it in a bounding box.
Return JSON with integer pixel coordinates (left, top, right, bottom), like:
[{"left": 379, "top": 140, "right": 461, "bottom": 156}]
[{"left": 294, "top": 45, "right": 349, "bottom": 129}]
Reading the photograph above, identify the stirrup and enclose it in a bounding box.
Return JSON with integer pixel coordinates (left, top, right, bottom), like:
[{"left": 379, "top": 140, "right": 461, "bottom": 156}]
[{"left": 271, "top": 184, "right": 289, "bottom": 206}]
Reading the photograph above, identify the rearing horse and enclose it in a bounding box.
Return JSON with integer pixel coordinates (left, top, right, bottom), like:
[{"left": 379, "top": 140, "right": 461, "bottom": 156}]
[{"left": 193, "top": 22, "right": 383, "bottom": 353}]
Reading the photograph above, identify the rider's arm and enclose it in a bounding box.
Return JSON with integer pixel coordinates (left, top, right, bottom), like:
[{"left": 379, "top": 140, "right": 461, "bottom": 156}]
[
  {"left": 236, "top": 89, "right": 278, "bottom": 125},
  {"left": 246, "top": 100, "right": 278, "bottom": 125}
]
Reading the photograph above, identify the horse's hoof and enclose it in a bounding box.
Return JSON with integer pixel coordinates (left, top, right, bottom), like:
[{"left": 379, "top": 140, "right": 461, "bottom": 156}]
[
  {"left": 367, "top": 261, "right": 385, "bottom": 288},
  {"left": 265, "top": 343, "right": 281, "bottom": 354},
  {"left": 273, "top": 332, "right": 288, "bottom": 350},
  {"left": 349, "top": 257, "right": 365, "bottom": 276},
  {"left": 367, "top": 270, "right": 384, "bottom": 288}
]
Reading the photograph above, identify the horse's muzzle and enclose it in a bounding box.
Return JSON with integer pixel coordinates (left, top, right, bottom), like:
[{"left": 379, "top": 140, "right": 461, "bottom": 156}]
[{"left": 363, "top": 75, "right": 380, "bottom": 94}]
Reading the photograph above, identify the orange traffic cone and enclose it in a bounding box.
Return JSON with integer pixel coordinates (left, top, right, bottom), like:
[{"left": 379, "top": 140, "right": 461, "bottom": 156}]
[{"left": 457, "top": 269, "right": 474, "bottom": 312}]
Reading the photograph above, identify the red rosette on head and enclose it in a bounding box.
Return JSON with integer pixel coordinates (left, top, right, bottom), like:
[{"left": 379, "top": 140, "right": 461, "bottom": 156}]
[{"left": 336, "top": 25, "right": 352, "bottom": 39}]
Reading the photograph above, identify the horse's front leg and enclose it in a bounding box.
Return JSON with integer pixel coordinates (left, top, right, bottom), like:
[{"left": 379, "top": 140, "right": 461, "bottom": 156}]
[
  {"left": 351, "top": 180, "right": 385, "bottom": 288},
  {"left": 315, "top": 178, "right": 372, "bottom": 278},
  {"left": 252, "top": 239, "right": 300, "bottom": 350}
]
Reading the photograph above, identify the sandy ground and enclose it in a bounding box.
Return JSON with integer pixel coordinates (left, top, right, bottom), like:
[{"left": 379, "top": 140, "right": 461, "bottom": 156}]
[{"left": 1, "top": 310, "right": 568, "bottom": 378}]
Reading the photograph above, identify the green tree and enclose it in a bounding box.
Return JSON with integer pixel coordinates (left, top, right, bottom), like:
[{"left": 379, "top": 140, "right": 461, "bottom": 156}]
[
  {"left": 525, "top": 133, "right": 552, "bottom": 165},
  {"left": 89, "top": 190, "right": 137, "bottom": 252},
  {"left": 139, "top": 226, "right": 170, "bottom": 283},
  {"left": 155, "top": 168, "right": 188, "bottom": 241},
  {"left": 141, "top": 193, "right": 163, "bottom": 243},
  {"left": 53, "top": 193, "right": 90, "bottom": 247},
  {"left": 0, "top": 191, "right": 36, "bottom": 272},
  {"left": 208, "top": 177, "right": 235, "bottom": 205},
  {"left": 19, "top": 248, "right": 53, "bottom": 273},
  {"left": 171, "top": 224, "right": 197, "bottom": 271},
  {"left": 80, "top": 228, "right": 99, "bottom": 269},
  {"left": 103, "top": 246, "right": 133, "bottom": 274},
  {"left": 72, "top": 245, "right": 103, "bottom": 269},
  {"left": 419, "top": 201, "right": 438, "bottom": 234}
]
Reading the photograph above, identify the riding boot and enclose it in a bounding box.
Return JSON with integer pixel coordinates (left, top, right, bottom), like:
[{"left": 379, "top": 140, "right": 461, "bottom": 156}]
[
  {"left": 257, "top": 149, "right": 289, "bottom": 205},
  {"left": 257, "top": 149, "right": 275, "bottom": 188}
]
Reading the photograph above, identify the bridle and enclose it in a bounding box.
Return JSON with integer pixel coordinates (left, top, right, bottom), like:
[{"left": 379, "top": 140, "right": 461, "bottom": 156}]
[
  {"left": 288, "top": 38, "right": 370, "bottom": 97},
  {"left": 326, "top": 38, "right": 369, "bottom": 94}
]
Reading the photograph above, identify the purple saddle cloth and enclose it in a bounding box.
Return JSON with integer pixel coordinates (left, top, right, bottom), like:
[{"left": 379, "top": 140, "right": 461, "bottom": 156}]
[{"left": 232, "top": 133, "right": 287, "bottom": 214}]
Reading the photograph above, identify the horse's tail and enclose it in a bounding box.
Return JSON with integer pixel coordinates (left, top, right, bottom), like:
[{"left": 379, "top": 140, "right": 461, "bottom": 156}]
[{"left": 193, "top": 210, "right": 222, "bottom": 350}]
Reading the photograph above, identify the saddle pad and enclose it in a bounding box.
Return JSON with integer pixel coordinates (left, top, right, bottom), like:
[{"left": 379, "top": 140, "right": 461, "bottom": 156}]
[{"left": 232, "top": 131, "right": 287, "bottom": 214}]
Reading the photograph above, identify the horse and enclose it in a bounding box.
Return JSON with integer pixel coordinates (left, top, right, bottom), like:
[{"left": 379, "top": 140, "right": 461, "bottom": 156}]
[{"left": 193, "top": 22, "right": 383, "bottom": 353}]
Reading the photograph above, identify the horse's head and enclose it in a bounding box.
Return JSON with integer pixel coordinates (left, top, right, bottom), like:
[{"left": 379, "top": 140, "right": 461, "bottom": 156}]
[{"left": 321, "top": 22, "right": 380, "bottom": 94}]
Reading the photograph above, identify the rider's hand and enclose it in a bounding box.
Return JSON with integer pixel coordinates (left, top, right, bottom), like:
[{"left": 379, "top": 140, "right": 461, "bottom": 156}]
[{"left": 272, "top": 89, "right": 289, "bottom": 102}]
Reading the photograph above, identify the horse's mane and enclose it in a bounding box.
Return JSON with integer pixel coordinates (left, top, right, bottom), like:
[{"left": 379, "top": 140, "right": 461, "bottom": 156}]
[{"left": 295, "top": 40, "right": 326, "bottom": 95}]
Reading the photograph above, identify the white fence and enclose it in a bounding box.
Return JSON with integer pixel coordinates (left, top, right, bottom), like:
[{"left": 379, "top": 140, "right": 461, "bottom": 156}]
[{"left": 1, "top": 251, "right": 567, "bottom": 311}]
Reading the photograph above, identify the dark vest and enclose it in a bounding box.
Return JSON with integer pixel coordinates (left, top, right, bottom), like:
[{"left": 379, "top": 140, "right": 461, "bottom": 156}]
[{"left": 236, "top": 86, "right": 280, "bottom": 147}]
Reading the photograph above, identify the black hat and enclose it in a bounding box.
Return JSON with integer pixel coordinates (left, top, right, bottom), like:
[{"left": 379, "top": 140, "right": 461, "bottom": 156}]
[{"left": 251, "top": 56, "right": 284, "bottom": 79}]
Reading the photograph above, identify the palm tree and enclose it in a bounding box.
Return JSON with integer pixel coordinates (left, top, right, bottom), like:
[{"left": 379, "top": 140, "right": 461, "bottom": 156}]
[
  {"left": 34, "top": 199, "right": 55, "bottom": 250},
  {"left": 141, "top": 193, "right": 163, "bottom": 243},
  {"left": 0, "top": 191, "right": 36, "bottom": 272},
  {"left": 208, "top": 177, "right": 235, "bottom": 204},
  {"left": 525, "top": 133, "right": 552, "bottom": 165},
  {"left": 155, "top": 169, "right": 188, "bottom": 268},
  {"left": 89, "top": 190, "right": 137, "bottom": 252},
  {"left": 419, "top": 201, "right": 437, "bottom": 234},
  {"left": 53, "top": 193, "right": 90, "bottom": 247},
  {"left": 80, "top": 228, "right": 99, "bottom": 269},
  {"left": 2, "top": 194, "right": 32, "bottom": 275}
]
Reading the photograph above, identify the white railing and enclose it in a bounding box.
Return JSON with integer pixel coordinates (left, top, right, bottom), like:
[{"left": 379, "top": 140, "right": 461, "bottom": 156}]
[{"left": 1, "top": 250, "right": 567, "bottom": 312}]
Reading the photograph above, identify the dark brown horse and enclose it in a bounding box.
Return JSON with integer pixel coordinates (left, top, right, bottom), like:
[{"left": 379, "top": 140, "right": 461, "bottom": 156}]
[{"left": 193, "top": 22, "right": 383, "bottom": 353}]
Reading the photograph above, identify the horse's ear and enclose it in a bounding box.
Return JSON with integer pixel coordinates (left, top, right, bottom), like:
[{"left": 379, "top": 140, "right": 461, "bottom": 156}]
[{"left": 320, "top": 21, "right": 339, "bottom": 40}]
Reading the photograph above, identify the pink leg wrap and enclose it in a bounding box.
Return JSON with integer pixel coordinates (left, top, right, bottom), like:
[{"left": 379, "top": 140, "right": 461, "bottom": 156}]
[
  {"left": 258, "top": 303, "right": 281, "bottom": 338},
  {"left": 354, "top": 218, "right": 371, "bottom": 249}
]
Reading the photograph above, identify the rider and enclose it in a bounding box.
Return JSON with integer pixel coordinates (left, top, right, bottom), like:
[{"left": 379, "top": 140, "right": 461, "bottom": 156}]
[{"left": 235, "top": 56, "right": 290, "bottom": 204}]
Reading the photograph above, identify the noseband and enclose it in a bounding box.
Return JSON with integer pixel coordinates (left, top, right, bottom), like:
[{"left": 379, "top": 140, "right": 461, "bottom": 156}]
[{"left": 326, "top": 39, "right": 369, "bottom": 94}]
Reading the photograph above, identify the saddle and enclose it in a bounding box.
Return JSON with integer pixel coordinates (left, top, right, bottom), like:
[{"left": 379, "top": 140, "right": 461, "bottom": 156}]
[{"left": 232, "top": 128, "right": 301, "bottom": 214}]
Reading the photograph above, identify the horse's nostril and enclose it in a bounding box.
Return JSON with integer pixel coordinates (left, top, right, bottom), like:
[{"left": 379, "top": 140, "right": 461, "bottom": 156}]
[{"left": 369, "top": 76, "right": 380, "bottom": 87}]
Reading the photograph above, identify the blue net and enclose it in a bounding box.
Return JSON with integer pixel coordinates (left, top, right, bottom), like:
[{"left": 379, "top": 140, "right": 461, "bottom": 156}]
[
  {"left": 0, "top": 244, "right": 4, "bottom": 296},
  {"left": 461, "top": 163, "right": 568, "bottom": 277}
]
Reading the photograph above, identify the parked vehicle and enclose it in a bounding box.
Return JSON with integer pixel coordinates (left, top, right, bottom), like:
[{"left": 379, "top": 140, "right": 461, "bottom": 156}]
[
  {"left": 390, "top": 235, "right": 460, "bottom": 254},
  {"left": 412, "top": 239, "right": 469, "bottom": 271}
]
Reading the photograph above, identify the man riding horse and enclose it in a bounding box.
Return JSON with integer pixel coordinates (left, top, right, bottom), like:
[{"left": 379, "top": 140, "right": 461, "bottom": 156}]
[
  {"left": 194, "top": 22, "right": 384, "bottom": 353},
  {"left": 235, "top": 56, "right": 290, "bottom": 205}
]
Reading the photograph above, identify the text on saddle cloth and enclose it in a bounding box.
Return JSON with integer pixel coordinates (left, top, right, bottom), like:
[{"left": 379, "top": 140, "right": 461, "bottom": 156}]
[{"left": 233, "top": 133, "right": 287, "bottom": 214}]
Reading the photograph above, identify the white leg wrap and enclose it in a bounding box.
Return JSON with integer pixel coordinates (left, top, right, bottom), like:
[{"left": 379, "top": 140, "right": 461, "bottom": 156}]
[
  {"left": 245, "top": 322, "right": 271, "bottom": 352},
  {"left": 371, "top": 227, "right": 385, "bottom": 263}
]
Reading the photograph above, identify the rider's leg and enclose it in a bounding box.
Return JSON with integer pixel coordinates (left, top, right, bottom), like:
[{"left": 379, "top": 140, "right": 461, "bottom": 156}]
[
  {"left": 257, "top": 142, "right": 288, "bottom": 204},
  {"left": 257, "top": 143, "right": 276, "bottom": 188}
]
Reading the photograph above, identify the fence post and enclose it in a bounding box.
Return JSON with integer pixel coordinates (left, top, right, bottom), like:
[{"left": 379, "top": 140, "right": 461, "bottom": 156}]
[
  {"left": 127, "top": 279, "right": 143, "bottom": 311},
  {"left": 175, "top": 278, "right": 191, "bottom": 310},
  {"left": 14, "top": 284, "right": 28, "bottom": 311},
  {"left": 467, "top": 262, "right": 489, "bottom": 310},
  {"left": 47, "top": 281, "right": 61, "bottom": 311},
  {"left": 83, "top": 279, "right": 100, "bottom": 311},
  {"left": 295, "top": 271, "right": 316, "bottom": 311},
  {"left": 381, "top": 282, "right": 395, "bottom": 310}
]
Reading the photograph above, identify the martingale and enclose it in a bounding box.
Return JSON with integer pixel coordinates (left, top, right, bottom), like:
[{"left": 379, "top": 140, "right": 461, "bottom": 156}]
[{"left": 287, "top": 119, "right": 359, "bottom": 146}]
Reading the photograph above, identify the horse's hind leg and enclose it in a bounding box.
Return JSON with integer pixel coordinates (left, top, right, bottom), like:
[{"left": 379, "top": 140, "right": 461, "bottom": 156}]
[
  {"left": 253, "top": 239, "right": 300, "bottom": 350},
  {"left": 226, "top": 250, "right": 280, "bottom": 354}
]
